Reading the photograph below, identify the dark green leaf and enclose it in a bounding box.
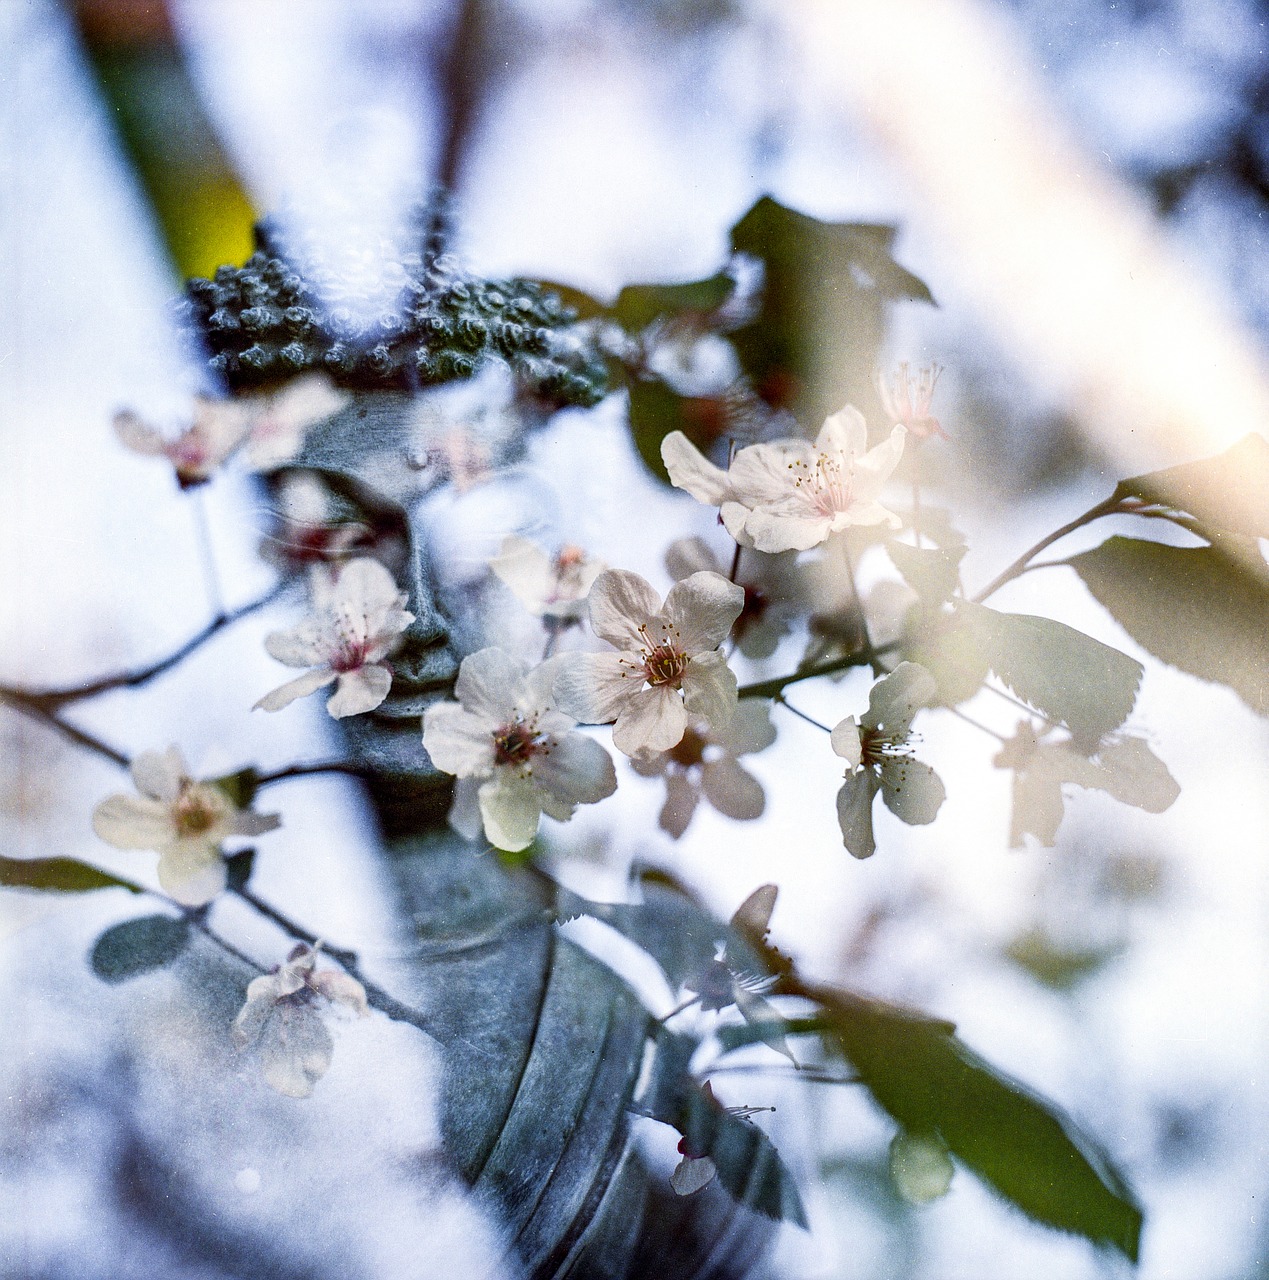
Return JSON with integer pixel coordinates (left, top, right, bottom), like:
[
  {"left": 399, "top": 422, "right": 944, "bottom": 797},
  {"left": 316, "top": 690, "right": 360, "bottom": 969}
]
[
  {"left": 211, "top": 767, "right": 259, "bottom": 809},
  {"left": 523, "top": 279, "right": 611, "bottom": 321},
  {"left": 1069, "top": 537, "right": 1269, "bottom": 715},
  {"left": 90, "top": 914, "right": 191, "bottom": 983},
  {"left": 815, "top": 989, "right": 1142, "bottom": 1260},
  {"left": 887, "top": 541, "right": 966, "bottom": 607},
  {"left": 224, "top": 848, "right": 256, "bottom": 893},
  {"left": 1005, "top": 929, "right": 1124, "bottom": 992},
  {"left": 0, "top": 855, "right": 140, "bottom": 894},
  {"left": 957, "top": 603, "right": 1143, "bottom": 742},
  {"left": 905, "top": 608, "right": 991, "bottom": 707},
  {"left": 1113, "top": 434, "right": 1269, "bottom": 539},
  {"left": 728, "top": 195, "right": 934, "bottom": 425},
  {"left": 613, "top": 272, "right": 734, "bottom": 334},
  {"left": 626, "top": 377, "right": 719, "bottom": 486},
  {"left": 715, "top": 1015, "right": 835, "bottom": 1055}
]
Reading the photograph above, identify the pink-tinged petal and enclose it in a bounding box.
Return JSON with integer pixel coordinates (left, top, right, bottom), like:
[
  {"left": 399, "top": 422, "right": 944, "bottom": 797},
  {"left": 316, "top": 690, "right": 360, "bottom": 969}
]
[
  {"left": 658, "top": 772, "right": 699, "bottom": 838},
  {"left": 829, "top": 501, "right": 902, "bottom": 533},
  {"left": 423, "top": 703, "right": 498, "bottom": 777},
  {"left": 489, "top": 536, "right": 555, "bottom": 614},
  {"left": 254, "top": 667, "right": 338, "bottom": 712},
  {"left": 681, "top": 651, "right": 738, "bottom": 734},
  {"left": 310, "top": 969, "right": 369, "bottom": 1015},
  {"left": 659, "top": 572, "right": 744, "bottom": 653},
  {"left": 670, "top": 1156, "right": 718, "bottom": 1196},
  {"left": 853, "top": 424, "right": 907, "bottom": 488},
  {"left": 879, "top": 758, "right": 945, "bottom": 826},
  {"left": 130, "top": 746, "right": 187, "bottom": 803},
  {"left": 865, "top": 663, "right": 936, "bottom": 733},
  {"left": 365, "top": 608, "right": 415, "bottom": 659},
  {"left": 613, "top": 685, "right": 687, "bottom": 756},
  {"left": 534, "top": 731, "right": 617, "bottom": 806},
  {"left": 455, "top": 647, "right": 528, "bottom": 722},
  {"left": 232, "top": 985, "right": 282, "bottom": 1047},
  {"left": 729, "top": 440, "right": 810, "bottom": 506},
  {"left": 553, "top": 652, "right": 640, "bottom": 724},
  {"left": 713, "top": 699, "right": 776, "bottom": 757},
  {"left": 264, "top": 618, "right": 332, "bottom": 668},
  {"left": 742, "top": 508, "right": 834, "bottom": 553},
  {"left": 332, "top": 557, "right": 405, "bottom": 617},
  {"left": 92, "top": 794, "right": 175, "bottom": 850},
  {"left": 157, "top": 840, "right": 227, "bottom": 906},
  {"left": 447, "top": 778, "right": 485, "bottom": 841},
  {"left": 478, "top": 775, "right": 542, "bottom": 851},
  {"left": 830, "top": 717, "right": 863, "bottom": 768},
  {"left": 522, "top": 655, "right": 570, "bottom": 716},
  {"left": 661, "top": 431, "right": 732, "bottom": 506},
  {"left": 665, "top": 535, "right": 722, "bottom": 582},
  {"left": 815, "top": 405, "right": 869, "bottom": 461},
  {"left": 701, "top": 756, "right": 765, "bottom": 821},
  {"left": 258, "top": 1002, "right": 333, "bottom": 1098},
  {"left": 113, "top": 411, "right": 169, "bottom": 457},
  {"left": 229, "top": 810, "right": 283, "bottom": 838},
  {"left": 587, "top": 569, "right": 662, "bottom": 650},
  {"left": 836, "top": 772, "right": 879, "bottom": 859},
  {"left": 327, "top": 664, "right": 392, "bottom": 718}
]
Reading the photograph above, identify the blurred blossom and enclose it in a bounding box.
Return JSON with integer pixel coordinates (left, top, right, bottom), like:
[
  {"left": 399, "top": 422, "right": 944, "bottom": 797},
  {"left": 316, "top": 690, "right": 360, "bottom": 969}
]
[
  {"left": 630, "top": 699, "right": 775, "bottom": 838},
  {"left": 993, "top": 721, "right": 1179, "bottom": 848},
  {"left": 889, "top": 1130, "right": 955, "bottom": 1204},
  {"left": 831, "top": 663, "right": 945, "bottom": 859},
  {"left": 113, "top": 399, "right": 249, "bottom": 489},
  {"left": 232, "top": 942, "right": 369, "bottom": 1099},
  {"left": 490, "top": 534, "right": 606, "bottom": 623},
  {"left": 423, "top": 647, "right": 616, "bottom": 852},
  {"left": 92, "top": 746, "right": 280, "bottom": 906},
  {"left": 662, "top": 407, "right": 907, "bottom": 552},
  {"left": 241, "top": 374, "right": 350, "bottom": 469},
  {"left": 665, "top": 536, "right": 802, "bottom": 659},
  {"left": 554, "top": 569, "right": 744, "bottom": 755},
  {"left": 255, "top": 558, "right": 414, "bottom": 718},
  {"left": 877, "top": 362, "right": 947, "bottom": 442},
  {"left": 260, "top": 471, "right": 371, "bottom": 572}
]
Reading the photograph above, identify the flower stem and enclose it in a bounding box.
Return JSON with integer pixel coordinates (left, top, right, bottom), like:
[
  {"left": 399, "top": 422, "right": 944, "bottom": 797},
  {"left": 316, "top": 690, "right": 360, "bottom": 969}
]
[{"left": 775, "top": 695, "right": 832, "bottom": 734}]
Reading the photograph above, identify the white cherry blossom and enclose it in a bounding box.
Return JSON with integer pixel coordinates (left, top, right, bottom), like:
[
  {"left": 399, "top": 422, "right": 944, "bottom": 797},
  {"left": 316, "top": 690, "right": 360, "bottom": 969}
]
[
  {"left": 490, "top": 535, "right": 605, "bottom": 623},
  {"left": 260, "top": 470, "right": 370, "bottom": 572},
  {"left": 553, "top": 569, "right": 744, "bottom": 756},
  {"left": 423, "top": 648, "right": 617, "bottom": 851},
  {"left": 661, "top": 406, "right": 906, "bottom": 552},
  {"left": 91, "top": 746, "right": 280, "bottom": 906},
  {"left": 241, "top": 374, "right": 349, "bottom": 469},
  {"left": 232, "top": 942, "right": 369, "bottom": 1098},
  {"left": 993, "top": 722, "right": 1179, "bottom": 848},
  {"left": 114, "top": 399, "right": 250, "bottom": 488},
  {"left": 630, "top": 700, "right": 776, "bottom": 838},
  {"left": 831, "top": 663, "right": 945, "bottom": 859},
  {"left": 255, "top": 558, "right": 414, "bottom": 718}
]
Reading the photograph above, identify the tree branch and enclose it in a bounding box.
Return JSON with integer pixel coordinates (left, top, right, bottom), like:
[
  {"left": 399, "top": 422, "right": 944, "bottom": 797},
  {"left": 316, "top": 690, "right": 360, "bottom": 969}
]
[{"left": 0, "top": 689, "right": 130, "bottom": 767}]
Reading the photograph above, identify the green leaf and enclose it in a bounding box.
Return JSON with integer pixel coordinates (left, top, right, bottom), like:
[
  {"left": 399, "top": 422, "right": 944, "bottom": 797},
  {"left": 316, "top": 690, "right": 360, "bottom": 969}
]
[
  {"left": 1005, "top": 928, "right": 1124, "bottom": 992},
  {"left": 523, "top": 279, "right": 611, "bottom": 321},
  {"left": 224, "top": 848, "right": 256, "bottom": 893},
  {"left": 957, "top": 602, "right": 1143, "bottom": 742},
  {"left": 815, "top": 990, "right": 1143, "bottom": 1260},
  {"left": 211, "top": 767, "right": 259, "bottom": 809},
  {"left": 887, "top": 541, "right": 966, "bottom": 606},
  {"left": 905, "top": 608, "right": 991, "bottom": 707},
  {"left": 1113, "top": 433, "right": 1269, "bottom": 539},
  {"left": 728, "top": 195, "right": 934, "bottom": 425},
  {"left": 612, "top": 272, "right": 735, "bottom": 334},
  {"left": 715, "top": 1015, "right": 835, "bottom": 1055},
  {"left": 626, "top": 377, "right": 717, "bottom": 485},
  {"left": 1069, "top": 537, "right": 1269, "bottom": 715},
  {"left": 90, "top": 914, "right": 191, "bottom": 983},
  {"left": 0, "top": 855, "right": 140, "bottom": 894}
]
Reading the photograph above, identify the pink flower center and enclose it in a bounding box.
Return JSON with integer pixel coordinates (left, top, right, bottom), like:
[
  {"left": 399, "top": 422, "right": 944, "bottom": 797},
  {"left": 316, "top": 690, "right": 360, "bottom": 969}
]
[
  {"left": 859, "top": 727, "right": 913, "bottom": 770},
  {"left": 493, "top": 718, "right": 545, "bottom": 767},
  {"left": 788, "top": 452, "right": 855, "bottom": 517},
  {"left": 643, "top": 643, "right": 689, "bottom": 687},
  {"left": 174, "top": 785, "right": 220, "bottom": 837},
  {"left": 330, "top": 639, "right": 369, "bottom": 673}
]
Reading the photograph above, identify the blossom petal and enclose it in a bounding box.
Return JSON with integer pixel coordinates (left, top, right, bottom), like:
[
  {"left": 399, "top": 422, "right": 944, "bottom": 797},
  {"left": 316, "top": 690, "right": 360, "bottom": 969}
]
[
  {"left": 423, "top": 703, "right": 497, "bottom": 777},
  {"left": 534, "top": 732, "right": 617, "bottom": 806},
  {"left": 455, "top": 647, "right": 528, "bottom": 723},
  {"left": 327, "top": 664, "right": 393, "bottom": 718},
  {"left": 553, "top": 652, "right": 639, "bottom": 724},
  {"left": 660, "top": 572, "right": 744, "bottom": 653},
  {"left": 829, "top": 717, "right": 863, "bottom": 769},
  {"left": 613, "top": 685, "right": 687, "bottom": 755},
  {"left": 661, "top": 431, "right": 732, "bottom": 506},
  {"left": 718, "top": 502, "right": 756, "bottom": 547},
  {"left": 113, "top": 411, "right": 167, "bottom": 456},
  {"left": 879, "top": 758, "right": 946, "bottom": 826},
  {"left": 701, "top": 756, "right": 765, "bottom": 821},
  {"left": 665, "top": 536, "right": 721, "bottom": 582},
  {"left": 816, "top": 405, "right": 868, "bottom": 461},
  {"left": 333, "top": 557, "right": 405, "bottom": 617},
  {"left": 264, "top": 619, "right": 332, "bottom": 667},
  {"left": 447, "top": 777, "right": 484, "bottom": 841},
  {"left": 670, "top": 1156, "right": 718, "bottom": 1196},
  {"left": 259, "top": 1003, "right": 333, "bottom": 1098},
  {"left": 714, "top": 698, "right": 777, "bottom": 756},
  {"left": 157, "top": 840, "right": 227, "bottom": 907},
  {"left": 658, "top": 772, "right": 699, "bottom": 838},
  {"left": 830, "top": 500, "right": 902, "bottom": 532},
  {"left": 729, "top": 440, "right": 810, "bottom": 506},
  {"left": 865, "top": 662, "right": 937, "bottom": 734},
  {"left": 681, "top": 651, "right": 738, "bottom": 734},
  {"left": 836, "top": 772, "right": 878, "bottom": 859},
  {"left": 853, "top": 424, "right": 907, "bottom": 490},
  {"left": 489, "top": 536, "right": 554, "bottom": 613},
  {"left": 310, "top": 969, "right": 369, "bottom": 1015},
  {"left": 130, "top": 746, "right": 187, "bottom": 803},
  {"left": 478, "top": 775, "right": 543, "bottom": 851},
  {"left": 254, "top": 667, "right": 338, "bottom": 712},
  {"left": 92, "top": 794, "right": 175, "bottom": 850},
  {"left": 587, "top": 570, "right": 662, "bottom": 650},
  {"left": 742, "top": 508, "right": 835, "bottom": 553}
]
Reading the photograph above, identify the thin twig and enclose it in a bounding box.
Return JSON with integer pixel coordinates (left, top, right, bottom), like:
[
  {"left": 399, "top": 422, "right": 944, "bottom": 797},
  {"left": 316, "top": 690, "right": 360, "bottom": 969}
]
[
  {"left": 255, "top": 760, "right": 369, "bottom": 789},
  {"left": 948, "top": 706, "right": 1006, "bottom": 743},
  {"left": 0, "top": 690, "right": 130, "bottom": 767},
  {"left": 775, "top": 695, "right": 832, "bottom": 734},
  {"left": 737, "top": 640, "right": 898, "bottom": 701},
  {"left": 728, "top": 541, "right": 743, "bottom": 584},
  {"left": 7, "top": 582, "right": 284, "bottom": 707}
]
